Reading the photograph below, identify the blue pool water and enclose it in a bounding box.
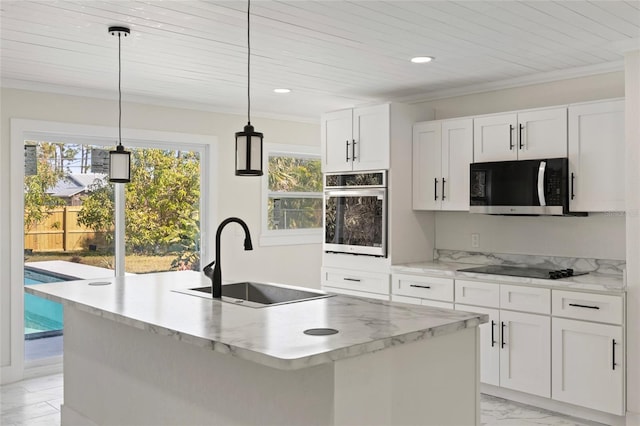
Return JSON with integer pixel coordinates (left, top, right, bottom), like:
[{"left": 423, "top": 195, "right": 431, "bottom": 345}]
[{"left": 24, "top": 268, "right": 72, "bottom": 339}]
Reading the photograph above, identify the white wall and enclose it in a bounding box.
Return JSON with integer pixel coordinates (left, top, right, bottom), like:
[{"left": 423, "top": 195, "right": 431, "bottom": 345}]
[
  {"left": 413, "top": 72, "right": 627, "bottom": 259},
  {"left": 0, "top": 88, "right": 321, "bottom": 374}
]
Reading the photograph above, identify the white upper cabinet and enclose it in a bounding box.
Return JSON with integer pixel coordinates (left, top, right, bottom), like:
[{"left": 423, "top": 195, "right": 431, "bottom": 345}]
[
  {"left": 568, "top": 99, "right": 625, "bottom": 212},
  {"left": 413, "top": 118, "right": 472, "bottom": 211},
  {"left": 474, "top": 107, "right": 567, "bottom": 162},
  {"left": 321, "top": 104, "right": 390, "bottom": 172}
]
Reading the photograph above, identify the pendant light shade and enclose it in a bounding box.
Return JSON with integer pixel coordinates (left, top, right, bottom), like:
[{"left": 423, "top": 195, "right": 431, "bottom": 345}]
[
  {"left": 235, "top": 123, "right": 263, "bottom": 176},
  {"left": 108, "top": 26, "right": 131, "bottom": 183},
  {"left": 235, "top": 0, "right": 263, "bottom": 176}
]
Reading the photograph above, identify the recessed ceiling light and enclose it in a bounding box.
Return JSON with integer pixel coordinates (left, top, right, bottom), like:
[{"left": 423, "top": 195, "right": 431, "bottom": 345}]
[
  {"left": 274, "top": 88, "right": 291, "bottom": 94},
  {"left": 411, "top": 56, "right": 434, "bottom": 64}
]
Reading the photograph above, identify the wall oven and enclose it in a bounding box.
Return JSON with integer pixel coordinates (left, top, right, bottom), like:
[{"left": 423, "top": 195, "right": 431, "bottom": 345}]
[{"left": 324, "top": 171, "right": 387, "bottom": 257}]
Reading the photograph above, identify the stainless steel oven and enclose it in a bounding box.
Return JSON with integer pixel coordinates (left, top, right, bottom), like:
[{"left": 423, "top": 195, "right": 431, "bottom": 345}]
[{"left": 323, "top": 171, "right": 387, "bottom": 257}]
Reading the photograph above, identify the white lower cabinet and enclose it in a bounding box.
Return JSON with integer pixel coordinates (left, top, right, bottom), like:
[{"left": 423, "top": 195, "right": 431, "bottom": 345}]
[
  {"left": 455, "top": 303, "right": 550, "bottom": 397},
  {"left": 322, "top": 267, "right": 390, "bottom": 300},
  {"left": 552, "top": 318, "right": 624, "bottom": 415},
  {"left": 391, "top": 274, "right": 454, "bottom": 309},
  {"left": 499, "top": 310, "right": 551, "bottom": 397}
]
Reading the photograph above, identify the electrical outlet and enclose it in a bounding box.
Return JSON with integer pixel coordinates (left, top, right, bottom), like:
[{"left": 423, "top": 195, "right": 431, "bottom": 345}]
[{"left": 471, "top": 233, "right": 480, "bottom": 248}]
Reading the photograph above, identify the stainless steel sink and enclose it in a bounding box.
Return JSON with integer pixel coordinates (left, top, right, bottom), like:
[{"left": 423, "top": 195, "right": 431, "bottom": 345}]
[{"left": 174, "top": 281, "right": 334, "bottom": 308}]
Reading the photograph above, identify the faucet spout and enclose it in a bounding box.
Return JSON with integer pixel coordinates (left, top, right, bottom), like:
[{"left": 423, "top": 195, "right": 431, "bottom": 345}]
[{"left": 206, "top": 217, "right": 254, "bottom": 299}]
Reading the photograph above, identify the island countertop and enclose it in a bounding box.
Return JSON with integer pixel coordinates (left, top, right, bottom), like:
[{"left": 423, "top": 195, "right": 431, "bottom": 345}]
[{"left": 26, "top": 271, "right": 487, "bottom": 370}]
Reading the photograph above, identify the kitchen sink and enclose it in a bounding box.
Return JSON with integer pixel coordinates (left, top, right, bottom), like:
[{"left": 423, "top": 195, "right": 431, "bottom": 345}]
[{"left": 174, "top": 281, "right": 334, "bottom": 308}]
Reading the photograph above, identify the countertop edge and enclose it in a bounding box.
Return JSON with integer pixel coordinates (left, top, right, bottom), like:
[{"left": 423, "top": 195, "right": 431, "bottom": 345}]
[{"left": 26, "top": 284, "right": 488, "bottom": 371}]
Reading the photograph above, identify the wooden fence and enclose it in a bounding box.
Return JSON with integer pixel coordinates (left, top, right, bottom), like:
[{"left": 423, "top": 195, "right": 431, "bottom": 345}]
[{"left": 24, "top": 206, "right": 109, "bottom": 252}]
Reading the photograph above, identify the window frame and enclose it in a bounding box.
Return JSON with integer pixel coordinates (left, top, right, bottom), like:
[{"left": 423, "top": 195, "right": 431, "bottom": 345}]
[{"left": 260, "top": 143, "right": 322, "bottom": 247}]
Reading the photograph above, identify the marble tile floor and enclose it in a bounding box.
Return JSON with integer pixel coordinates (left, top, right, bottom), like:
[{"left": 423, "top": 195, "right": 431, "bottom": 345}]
[{"left": 1, "top": 373, "right": 606, "bottom": 426}]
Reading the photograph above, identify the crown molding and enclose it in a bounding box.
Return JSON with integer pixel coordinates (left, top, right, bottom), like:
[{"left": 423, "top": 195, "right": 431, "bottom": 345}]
[
  {"left": 396, "top": 60, "right": 625, "bottom": 105},
  {"left": 0, "top": 79, "right": 320, "bottom": 124}
]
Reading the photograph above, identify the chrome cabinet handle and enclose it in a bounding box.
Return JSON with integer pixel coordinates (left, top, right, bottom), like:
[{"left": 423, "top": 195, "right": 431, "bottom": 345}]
[
  {"left": 519, "top": 124, "right": 524, "bottom": 149},
  {"left": 409, "top": 284, "right": 431, "bottom": 289},
  {"left": 345, "top": 140, "right": 350, "bottom": 162},
  {"left": 441, "top": 178, "right": 446, "bottom": 201},
  {"left": 434, "top": 178, "right": 438, "bottom": 201},
  {"left": 509, "top": 125, "right": 514, "bottom": 150}
]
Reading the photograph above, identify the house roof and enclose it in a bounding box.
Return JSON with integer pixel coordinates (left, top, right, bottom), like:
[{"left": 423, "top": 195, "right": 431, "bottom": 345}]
[{"left": 47, "top": 173, "right": 107, "bottom": 198}]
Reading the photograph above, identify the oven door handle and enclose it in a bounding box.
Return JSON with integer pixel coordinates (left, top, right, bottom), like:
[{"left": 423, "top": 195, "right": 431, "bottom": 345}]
[
  {"left": 537, "top": 161, "right": 546, "bottom": 207},
  {"left": 325, "top": 189, "right": 386, "bottom": 198}
]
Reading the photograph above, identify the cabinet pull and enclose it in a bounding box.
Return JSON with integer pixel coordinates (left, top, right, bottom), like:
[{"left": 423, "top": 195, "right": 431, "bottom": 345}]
[
  {"left": 441, "top": 178, "right": 446, "bottom": 201},
  {"left": 409, "top": 284, "right": 431, "bottom": 289},
  {"left": 501, "top": 321, "right": 506, "bottom": 348},
  {"left": 352, "top": 139, "right": 357, "bottom": 161},
  {"left": 345, "top": 140, "right": 350, "bottom": 162},
  {"left": 491, "top": 320, "right": 496, "bottom": 347},
  {"left": 434, "top": 178, "right": 439, "bottom": 200},
  {"left": 519, "top": 124, "right": 524, "bottom": 149},
  {"left": 568, "top": 303, "right": 600, "bottom": 310},
  {"left": 509, "top": 125, "right": 514, "bottom": 150},
  {"left": 612, "top": 339, "right": 617, "bottom": 370},
  {"left": 571, "top": 173, "right": 575, "bottom": 200},
  {"left": 343, "top": 277, "right": 361, "bottom": 282}
]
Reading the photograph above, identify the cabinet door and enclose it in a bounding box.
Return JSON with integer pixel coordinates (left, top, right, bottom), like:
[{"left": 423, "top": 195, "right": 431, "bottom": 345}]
[
  {"left": 517, "top": 108, "right": 567, "bottom": 160},
  {"left": 456, "top": 304, "right": 500, "bottom": 386},
  {"left": 499, "top": 310, "right": 550, "bottom": 397},
  {"left": 353, "top": 104, "right": 390, "bottom": 171},
  {"left": 412, "top": 121, "right": 442, "bottom": 210},
  {"left": 552, "top": 318, "right": 624, "bottom": 415},
  {"left": 441, "top": 118, "right": 473, "bottom": 211},
  {"left": 473, "top": 113, "right": 518, "bottom": 162},
  {"left": 321, "top": 109, "right": 353, "bottom": 172},
  {"left": 568, "top": 100, "right": 625, "bottom": 212}
]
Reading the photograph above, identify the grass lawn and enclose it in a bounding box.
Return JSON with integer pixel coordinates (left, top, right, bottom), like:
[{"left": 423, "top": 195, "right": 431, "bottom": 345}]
[{"left": 25, "top": 251, "right": 180, "bottom": 274}]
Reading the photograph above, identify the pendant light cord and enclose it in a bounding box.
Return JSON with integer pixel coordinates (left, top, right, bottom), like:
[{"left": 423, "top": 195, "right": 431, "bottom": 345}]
[
  {"left": 247, "top": 0, "right": 251, "bottom": 125},
  {"left": 118, "top": 31, "right": 123, "bottom": 147}
]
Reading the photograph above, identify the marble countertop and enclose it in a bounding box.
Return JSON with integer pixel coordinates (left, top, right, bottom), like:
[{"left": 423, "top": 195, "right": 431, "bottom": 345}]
[
  {"left": 392, "top": 261, "right": 625, "bottom": 294},
  {"left": 26, "top": 271, "right": 487, "bottom": 370}
]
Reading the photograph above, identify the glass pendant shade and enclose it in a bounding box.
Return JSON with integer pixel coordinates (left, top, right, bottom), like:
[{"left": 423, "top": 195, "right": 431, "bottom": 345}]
[
  {"left": 109, "top": 145, "right": 131, "bottom": 183},
  {"left": 235, "top": 123, "right": 263, "bottom": 176}
]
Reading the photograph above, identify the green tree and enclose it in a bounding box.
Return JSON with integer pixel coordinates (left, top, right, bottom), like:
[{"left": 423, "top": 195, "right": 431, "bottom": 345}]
[
  {"left": 78, "top": 148, "right": 201, "bottom": 269},
  {"left": 24, "top": 148, "right": 65, "bottom": 231}
]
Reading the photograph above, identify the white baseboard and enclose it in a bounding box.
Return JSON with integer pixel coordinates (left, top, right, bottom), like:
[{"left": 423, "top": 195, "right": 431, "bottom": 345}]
[
  {"left": 481, "top": 384, "right": 625, "bottom": 426},
  {"left": 23, "top": 357, "right": 63, "bottom": 379}
]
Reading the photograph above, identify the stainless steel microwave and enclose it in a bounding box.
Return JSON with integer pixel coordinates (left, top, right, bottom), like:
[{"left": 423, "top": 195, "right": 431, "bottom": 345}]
[
  {"left": 324, "top": 171, "right": 387, "bottom": 257},
  {"left": 469, "top": 158, "right": 582, "bottom": 216}
]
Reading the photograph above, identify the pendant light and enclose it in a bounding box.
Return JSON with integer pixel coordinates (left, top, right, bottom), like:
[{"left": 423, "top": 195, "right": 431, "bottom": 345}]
[
  {"left": 108, "top": 26, "right": 131, "bottom": 183},
  {"left": 235, "top": 0, "right": 263, "bottom": 176}
]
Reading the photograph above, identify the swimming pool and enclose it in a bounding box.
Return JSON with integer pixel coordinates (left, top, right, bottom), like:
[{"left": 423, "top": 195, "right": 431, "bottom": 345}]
[{"left": 24, "top": 267, "right": 74, "bottom": 339}]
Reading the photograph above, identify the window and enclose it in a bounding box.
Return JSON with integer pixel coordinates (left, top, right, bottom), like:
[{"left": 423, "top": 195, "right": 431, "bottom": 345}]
[{"left": 261, "top": 144, "right": 322, "bottom": 246}]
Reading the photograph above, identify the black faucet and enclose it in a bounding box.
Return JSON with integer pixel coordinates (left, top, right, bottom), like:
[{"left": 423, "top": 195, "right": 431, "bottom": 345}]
[{"left": 203, "top": 217, "right": 253, "bottom": 298}]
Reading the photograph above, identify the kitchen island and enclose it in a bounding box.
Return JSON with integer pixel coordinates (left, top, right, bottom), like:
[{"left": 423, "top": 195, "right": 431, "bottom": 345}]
[{"left": 27, "top": 271, "right": 487, "bottom": 426}]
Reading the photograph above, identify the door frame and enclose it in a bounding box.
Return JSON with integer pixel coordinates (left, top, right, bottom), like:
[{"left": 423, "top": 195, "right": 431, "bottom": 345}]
[{"left": 4, "top": 118, "right": 217, "bottom": 383}]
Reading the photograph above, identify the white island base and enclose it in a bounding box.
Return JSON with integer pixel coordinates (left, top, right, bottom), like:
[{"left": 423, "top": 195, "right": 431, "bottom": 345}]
[{"left": 61, "top": 306, "right": 480, "bottom": 426}]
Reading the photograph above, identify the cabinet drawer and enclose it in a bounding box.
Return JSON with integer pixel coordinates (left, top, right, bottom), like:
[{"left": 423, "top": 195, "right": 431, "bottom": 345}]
[
  {"left": 455, "top": 280, "right": 499, "bottom": 308},
  {"left": 391, "top": 294, "right": 454, "bottom": 310},
  {"left": 552, "top": 290, "right": 623, "bottom": 324},
  {"left": 322, "top": 267, "right": 389, "bottom": 295},
  {"left": 500, "top": 285, "right": 550, "bottom": 314},
  {"left": 323, "top": 285, "right": 389, "bottom": 301},
  {"left": 393, "top": 274, "right": 454, "bottom": 302}
]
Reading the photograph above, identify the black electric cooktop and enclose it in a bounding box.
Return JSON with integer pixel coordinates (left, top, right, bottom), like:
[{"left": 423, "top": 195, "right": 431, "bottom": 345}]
[{"left": 458, "top": 265, "right": 589, "bottom": 280}]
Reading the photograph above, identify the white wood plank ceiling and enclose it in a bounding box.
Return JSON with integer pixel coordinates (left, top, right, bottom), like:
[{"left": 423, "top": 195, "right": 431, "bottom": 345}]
[{"left": 1, "top": 1, "right": 639, "bottom": 120}]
